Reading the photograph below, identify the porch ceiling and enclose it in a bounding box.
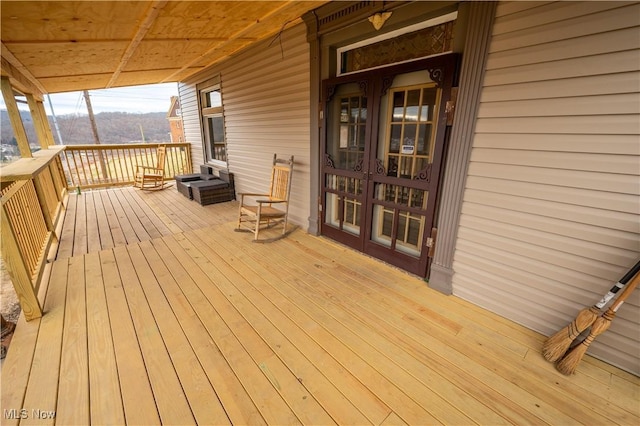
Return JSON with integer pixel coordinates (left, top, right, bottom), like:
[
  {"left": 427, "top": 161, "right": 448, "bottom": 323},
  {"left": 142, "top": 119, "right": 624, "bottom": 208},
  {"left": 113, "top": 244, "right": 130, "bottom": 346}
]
[{"left": 0, "top": 0, "right": 326, "bottom": 97}]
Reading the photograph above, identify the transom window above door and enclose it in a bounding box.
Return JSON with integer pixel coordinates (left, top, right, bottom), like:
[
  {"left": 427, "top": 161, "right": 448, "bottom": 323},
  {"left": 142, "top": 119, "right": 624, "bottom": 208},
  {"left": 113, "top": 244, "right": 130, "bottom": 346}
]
[{"left": 337, "top": 11, "right": 457, "bottom": 76}]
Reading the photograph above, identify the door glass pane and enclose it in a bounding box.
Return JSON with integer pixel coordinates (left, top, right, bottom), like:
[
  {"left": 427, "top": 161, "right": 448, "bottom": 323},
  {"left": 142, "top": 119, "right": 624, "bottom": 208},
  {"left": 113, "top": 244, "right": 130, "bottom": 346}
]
[
  {"left": 326, "top": 84, "right": 367, "bottom": 171},
  {"left": 405, "top": 90, "right": 420, "bottom": 122},
  {"left": 324, "top": 173, "right": 362, "bottom": 236},
  {"left": 372, "top": 204, "right": 393, "bottom": 248},
  {"left": 381, "top": 84, "right": 439, "bottom": 178},
  {"left": 396, "top": 211, "right": 424, "bottom": 256},
  {"left": 389, "top": 125, "right": 401, "bottom": 154}
]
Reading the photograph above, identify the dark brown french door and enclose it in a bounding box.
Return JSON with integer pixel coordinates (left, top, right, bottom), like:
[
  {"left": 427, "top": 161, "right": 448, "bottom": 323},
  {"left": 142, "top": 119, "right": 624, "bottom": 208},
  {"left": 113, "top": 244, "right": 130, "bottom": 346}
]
[{"left": 320, "top": 54, "right": 456, "bottom": 276}]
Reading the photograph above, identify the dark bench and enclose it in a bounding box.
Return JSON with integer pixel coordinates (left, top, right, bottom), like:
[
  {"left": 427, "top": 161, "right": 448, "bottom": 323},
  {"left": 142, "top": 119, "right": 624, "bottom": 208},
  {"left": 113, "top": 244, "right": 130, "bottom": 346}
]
[{"left": 175, "top": 166, "right": 235, "bottom": 205}]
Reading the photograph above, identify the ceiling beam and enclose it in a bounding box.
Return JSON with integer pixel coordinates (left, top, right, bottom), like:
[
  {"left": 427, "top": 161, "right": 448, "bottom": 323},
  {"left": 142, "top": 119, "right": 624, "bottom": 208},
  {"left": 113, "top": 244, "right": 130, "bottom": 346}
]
[
  {"left": 106, "top": 0, "right": 169, "bottom": 88},
  {"left": 1, "top": 42, "right": 45, "bottom": 98}
]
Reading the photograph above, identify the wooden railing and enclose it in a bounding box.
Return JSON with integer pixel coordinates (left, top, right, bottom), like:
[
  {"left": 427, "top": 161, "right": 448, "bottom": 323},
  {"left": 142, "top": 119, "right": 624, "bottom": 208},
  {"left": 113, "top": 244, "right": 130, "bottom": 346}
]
[
  {"left": 62, "top": 143, "right": 192, "bottom": 189},
  {"left": 0, "top": 146, "right": 68, "bottom": 321}
]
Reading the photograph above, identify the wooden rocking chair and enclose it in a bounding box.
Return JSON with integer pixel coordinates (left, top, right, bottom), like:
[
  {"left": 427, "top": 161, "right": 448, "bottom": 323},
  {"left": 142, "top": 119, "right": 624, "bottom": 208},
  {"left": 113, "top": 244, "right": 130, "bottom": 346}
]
[
  {"left": 237, "top": 154, "right": 294, "bottom": 241},
  {"left": 134, "top": 145, "right": 167, "bottom": 190}
]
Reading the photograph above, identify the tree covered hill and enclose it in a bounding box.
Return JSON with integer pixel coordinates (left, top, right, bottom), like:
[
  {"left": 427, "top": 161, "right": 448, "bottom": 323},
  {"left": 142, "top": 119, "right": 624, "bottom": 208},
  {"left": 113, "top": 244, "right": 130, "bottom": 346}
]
[{"left": 1, "top": 110, "right": 172, "bottom": 146}]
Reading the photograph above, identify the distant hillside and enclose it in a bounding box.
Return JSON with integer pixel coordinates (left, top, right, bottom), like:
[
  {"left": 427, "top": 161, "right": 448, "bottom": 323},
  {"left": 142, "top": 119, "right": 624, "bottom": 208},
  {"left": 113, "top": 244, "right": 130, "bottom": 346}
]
[{"left": 1, "top": 110, "right": 172, "bottom": 146}]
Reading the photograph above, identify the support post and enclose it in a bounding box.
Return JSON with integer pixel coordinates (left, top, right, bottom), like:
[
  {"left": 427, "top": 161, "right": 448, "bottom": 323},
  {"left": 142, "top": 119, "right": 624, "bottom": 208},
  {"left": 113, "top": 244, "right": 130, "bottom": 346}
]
[
  {"left": 26, "top": 94, "right": 50, "bottom": 149},
  {"left": 1, "top": 76, "right": 32, "bottom": 158},
  {"left": 83, "top": 90, "right": 108, "bottom": 179}
]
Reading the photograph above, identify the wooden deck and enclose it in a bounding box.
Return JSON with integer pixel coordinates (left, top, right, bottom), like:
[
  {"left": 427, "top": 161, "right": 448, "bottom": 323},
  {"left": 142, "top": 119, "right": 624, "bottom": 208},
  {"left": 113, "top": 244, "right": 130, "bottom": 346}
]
[{"left": 1, "top": 187, "right": 638, "bottom": 425}]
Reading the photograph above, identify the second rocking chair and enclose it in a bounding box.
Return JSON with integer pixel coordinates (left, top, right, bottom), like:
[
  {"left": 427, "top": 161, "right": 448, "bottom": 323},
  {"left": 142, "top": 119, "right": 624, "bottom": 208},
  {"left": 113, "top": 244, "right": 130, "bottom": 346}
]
[
  {"left": 134, "top": 145, "right": 167, "bottom": 190},
  {"left": 237, "top": 154, "right": 294, "bottom": 241}
]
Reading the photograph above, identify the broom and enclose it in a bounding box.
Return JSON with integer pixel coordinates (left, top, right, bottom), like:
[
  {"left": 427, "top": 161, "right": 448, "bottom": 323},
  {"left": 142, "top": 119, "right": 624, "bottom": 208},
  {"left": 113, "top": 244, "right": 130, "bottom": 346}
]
[
  {"left": 556, "top": 272, "right": 639, "bottom": 375},
  {"left": 542, "top": 260, "right": 640, "bottom": 362}
]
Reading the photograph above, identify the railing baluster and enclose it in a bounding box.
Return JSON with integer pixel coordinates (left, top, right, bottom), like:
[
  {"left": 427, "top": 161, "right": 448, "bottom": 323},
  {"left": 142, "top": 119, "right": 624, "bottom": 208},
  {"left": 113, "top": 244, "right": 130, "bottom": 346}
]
[
  {"left": 64, "top": 151, "right": 76, "bottom": 188},
  {"left": 115, "top": 149, "right": 124, "bottom": 183},
  {"left": 91, "top": 149, "right": 101, "bottom": 183}
]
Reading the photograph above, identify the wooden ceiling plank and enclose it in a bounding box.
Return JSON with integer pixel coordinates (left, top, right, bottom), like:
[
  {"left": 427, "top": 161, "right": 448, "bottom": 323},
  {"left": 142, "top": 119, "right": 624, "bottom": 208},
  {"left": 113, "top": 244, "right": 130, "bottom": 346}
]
[
  {"left": 161, "top": 1, "right": 296, "bottom": 83},
  {"left": 1, "top": 42, "right": 45, "bottom": 97},
  {"left": 106, "top": 0, "right": 169, "bottom": 88}
]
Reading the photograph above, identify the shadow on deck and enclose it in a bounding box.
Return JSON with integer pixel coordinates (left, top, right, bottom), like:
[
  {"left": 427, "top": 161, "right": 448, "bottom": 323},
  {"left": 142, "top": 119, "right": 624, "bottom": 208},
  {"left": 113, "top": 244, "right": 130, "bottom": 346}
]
[{"left": 1, "top": 187, "right": 638, "bottom": 425}]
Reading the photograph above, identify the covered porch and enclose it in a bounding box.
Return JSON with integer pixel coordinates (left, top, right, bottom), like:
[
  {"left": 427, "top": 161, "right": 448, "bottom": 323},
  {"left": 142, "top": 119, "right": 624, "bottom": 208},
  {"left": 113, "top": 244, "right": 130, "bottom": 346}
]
[{"left": 1, "top": 186, "right": 638, "bottom": 425}]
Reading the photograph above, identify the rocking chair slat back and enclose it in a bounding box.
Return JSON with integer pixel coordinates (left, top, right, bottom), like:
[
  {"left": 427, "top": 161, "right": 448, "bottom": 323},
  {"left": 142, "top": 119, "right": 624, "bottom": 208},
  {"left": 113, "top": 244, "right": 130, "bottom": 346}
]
[{"left": 271, "top": 164, "right": 292, "bottom": 201}]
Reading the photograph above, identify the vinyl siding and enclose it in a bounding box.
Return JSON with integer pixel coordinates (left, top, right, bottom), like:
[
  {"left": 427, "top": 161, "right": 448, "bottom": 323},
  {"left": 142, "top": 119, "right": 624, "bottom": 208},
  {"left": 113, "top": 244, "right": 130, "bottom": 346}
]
[
  {"left": 178, "top": 82, "right": 203, "bottom": 169},
  {"left": 453, "top": 1, "right": 640, "bottom": 374},
  {"left": 179, "top": 24, "right": 311, "bottom": 228}
]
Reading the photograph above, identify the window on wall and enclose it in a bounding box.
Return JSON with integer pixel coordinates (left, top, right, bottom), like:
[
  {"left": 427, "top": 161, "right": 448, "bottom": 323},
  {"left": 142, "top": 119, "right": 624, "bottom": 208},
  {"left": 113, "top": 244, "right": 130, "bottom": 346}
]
[{"left": 200, "top": 82, "right": 227, "bottom": 164}]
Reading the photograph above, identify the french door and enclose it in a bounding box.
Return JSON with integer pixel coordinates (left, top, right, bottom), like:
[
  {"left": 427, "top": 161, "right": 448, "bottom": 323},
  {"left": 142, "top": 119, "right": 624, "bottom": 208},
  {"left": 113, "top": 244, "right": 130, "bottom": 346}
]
[{"left": 320, "top": 54, "right": 456, "bottom": 276}]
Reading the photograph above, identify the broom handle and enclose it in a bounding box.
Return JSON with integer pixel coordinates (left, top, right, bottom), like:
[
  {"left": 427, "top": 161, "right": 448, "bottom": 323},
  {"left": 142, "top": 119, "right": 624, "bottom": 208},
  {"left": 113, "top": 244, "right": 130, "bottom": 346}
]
[
  {"left": 608, "top": 272, "right": 640, "bottom": 313},
  {"left": 594, "top": 260, "right": 640, "bottom": 309}
]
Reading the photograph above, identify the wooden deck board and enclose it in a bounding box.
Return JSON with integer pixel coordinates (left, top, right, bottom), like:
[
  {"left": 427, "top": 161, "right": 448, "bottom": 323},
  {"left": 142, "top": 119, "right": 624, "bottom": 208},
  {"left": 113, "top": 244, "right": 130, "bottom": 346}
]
[
  {"left": 278, "top": 233, "right": 635, "bottom": 424},
  {"left": 1, "top": 186, "right": 638, "bottom": 425},
  {"left": 99, "top": 190, "right": 127, "bottom": 247},
  {"left": 126, "top": 242, "right": 229, "bottom": 425},
  {"left": 167, "top": 234, "right": 355, "bottom": 425},
  {"left": 100, "top": 248, "right": 161, "bottom": 425},
  {"left": 56, "top": 193, "right": 76, "bottom": 259},
  {"left": 84, "top": 251, "right": 125, "bottom": 425},
  {"left": 223, "top": 237, "right": 524, "bottom": 424},
  {"left": 91, "top": 191, "right": 114, "bottom": 250},
  {"left": 20, "top": 259, "right": 68, "bottom": 426},
  {"left": 196, "top": 230, "right": 498, "bottom": 425},
  {"left": 72, "top": 193, "right": 88, "bottom": 257},
  {"left": 112, "top": 245, "right": 196, "bottom": 424},
  {"left": 149, "top": 237, "right": 266, "bottom": 425},
  {"left": 56, "top": 256, "right": 89, "bottom": 425}
]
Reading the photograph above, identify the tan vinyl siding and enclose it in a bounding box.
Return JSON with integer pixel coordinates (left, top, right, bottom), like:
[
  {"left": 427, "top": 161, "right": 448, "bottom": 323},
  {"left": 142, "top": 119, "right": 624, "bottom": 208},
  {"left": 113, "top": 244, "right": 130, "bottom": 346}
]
[
  {"left": 178, "top": 82, "right": 203, "bottom": 170},
  {"left": 179, "top": 24, "right": 310, "bottom": 227},
  {"left": 453, "top": 1, "right": 640, "bottom": 374}
]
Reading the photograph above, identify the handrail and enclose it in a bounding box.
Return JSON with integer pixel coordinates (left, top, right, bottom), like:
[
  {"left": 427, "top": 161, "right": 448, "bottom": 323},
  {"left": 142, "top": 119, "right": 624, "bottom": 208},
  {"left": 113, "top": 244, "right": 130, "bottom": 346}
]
[
  {"left": 62, "top": 142, "right": 192, "bottom": 189},
  {"left": 0, "top": 147, "right": 69, "bottom": 321}
]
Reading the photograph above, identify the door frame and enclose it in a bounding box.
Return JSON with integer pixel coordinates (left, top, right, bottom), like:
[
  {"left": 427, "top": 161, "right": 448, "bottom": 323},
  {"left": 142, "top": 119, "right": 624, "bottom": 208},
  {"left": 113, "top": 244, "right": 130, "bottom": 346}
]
[{"left": 320, "top": 53, "right": 458, "bottom": 277}]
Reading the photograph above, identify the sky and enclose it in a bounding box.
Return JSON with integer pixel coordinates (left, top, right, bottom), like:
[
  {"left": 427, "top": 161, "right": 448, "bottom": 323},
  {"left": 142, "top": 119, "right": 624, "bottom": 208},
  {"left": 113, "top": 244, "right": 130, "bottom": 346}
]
[{"left": 3, "top": 82, "right": 179, "bottom": 116}]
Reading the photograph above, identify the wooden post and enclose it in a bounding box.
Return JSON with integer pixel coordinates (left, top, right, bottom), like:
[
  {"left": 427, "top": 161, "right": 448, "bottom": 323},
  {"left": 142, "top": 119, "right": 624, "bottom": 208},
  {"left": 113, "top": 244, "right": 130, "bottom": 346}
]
[
  {"left": 83, "top": 90, "right": 109, "bottom": 180},
  {"left": 1, "top": 76, "right": 32, "bottom": 158},
  {"left": 26, "top": 94, "right": 50, "bottom": 149}
]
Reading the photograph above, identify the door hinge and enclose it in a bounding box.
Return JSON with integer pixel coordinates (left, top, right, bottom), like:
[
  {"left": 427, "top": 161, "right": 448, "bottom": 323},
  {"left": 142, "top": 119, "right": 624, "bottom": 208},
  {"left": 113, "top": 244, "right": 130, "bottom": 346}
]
[{"left": 426, "top": 227, "right": 437, "bottom": 258}]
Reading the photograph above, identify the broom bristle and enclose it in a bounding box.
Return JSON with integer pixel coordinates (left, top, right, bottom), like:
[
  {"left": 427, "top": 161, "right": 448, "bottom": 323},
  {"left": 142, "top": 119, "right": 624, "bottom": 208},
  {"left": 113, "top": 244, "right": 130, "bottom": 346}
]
[
  {"left": 556, "top": 340, "right": 590, "bottom": 375},
  {"left": 556, "top": 313, "right": 614, "bottom": 375},
  {"left": 542, "top": 306, "right": 599, "bottom": 362}
]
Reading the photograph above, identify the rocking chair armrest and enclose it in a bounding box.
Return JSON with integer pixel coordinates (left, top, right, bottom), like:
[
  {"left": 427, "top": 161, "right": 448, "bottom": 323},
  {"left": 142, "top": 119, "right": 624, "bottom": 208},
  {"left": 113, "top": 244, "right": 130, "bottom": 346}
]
[
  {"left": 238, "top": 192, "right": 269, "bottom": 203},
  {"left": 239, "top": 192, "right": 270, "bottom": 197},
  {"left": 256, "top": 198, "right": 286, "bottom": 204},
  {"left": 136, "top": 165, "right": 163, "bottom": 173}
]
